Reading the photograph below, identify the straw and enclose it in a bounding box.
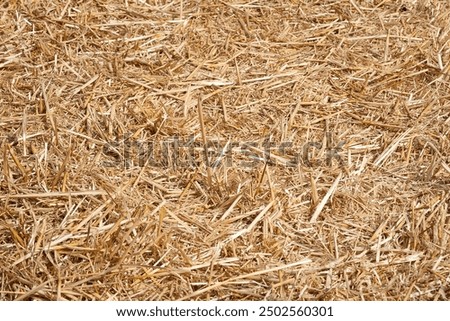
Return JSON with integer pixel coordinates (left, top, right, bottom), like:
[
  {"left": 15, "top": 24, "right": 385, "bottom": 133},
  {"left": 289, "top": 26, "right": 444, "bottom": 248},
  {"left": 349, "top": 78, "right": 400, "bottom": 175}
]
[{"left": 1, "top": 0, "right": 449, "bottom": 301}]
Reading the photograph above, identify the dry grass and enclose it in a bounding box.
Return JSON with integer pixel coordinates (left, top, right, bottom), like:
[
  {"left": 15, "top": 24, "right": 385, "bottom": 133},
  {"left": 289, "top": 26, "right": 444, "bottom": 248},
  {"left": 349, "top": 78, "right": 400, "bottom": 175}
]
[{"left": 1, "top": 0, "right": 450, "bottom": 301}]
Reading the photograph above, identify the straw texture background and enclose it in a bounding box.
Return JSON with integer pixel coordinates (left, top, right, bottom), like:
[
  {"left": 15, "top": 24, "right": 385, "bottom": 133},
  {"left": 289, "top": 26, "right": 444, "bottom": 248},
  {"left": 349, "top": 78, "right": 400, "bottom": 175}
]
[{"left": 1, "top": 0, "right": 449, "bottom": 300}]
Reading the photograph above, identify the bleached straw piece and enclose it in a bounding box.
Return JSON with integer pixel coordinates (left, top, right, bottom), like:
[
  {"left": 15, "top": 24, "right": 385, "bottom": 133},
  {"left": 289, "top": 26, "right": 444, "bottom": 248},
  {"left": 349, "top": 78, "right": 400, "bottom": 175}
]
[
  {"left": 179, "top": 257, "right": 312, "bottom": 300},
  {"left": 0, "top": 190, "right": 107, "bottom": 199},
  {"left": 228, "top": 201, "right": 274, "bottom": 241},
  {"left": 197, "top": 95, "right": 213, "bottom": 186},
  {"left": 310, "top": 173, "right": 343, "bottom": 223},
  {"left": 373, "top": 128, "right": 413, "bottom": 167}
]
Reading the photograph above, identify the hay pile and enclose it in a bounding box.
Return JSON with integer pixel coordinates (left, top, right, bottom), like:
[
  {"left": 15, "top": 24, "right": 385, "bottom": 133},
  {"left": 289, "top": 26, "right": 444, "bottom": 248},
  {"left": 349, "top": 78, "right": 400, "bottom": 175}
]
[{"left": 1, "top": 0, "right": 449, "bottom": 300}]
